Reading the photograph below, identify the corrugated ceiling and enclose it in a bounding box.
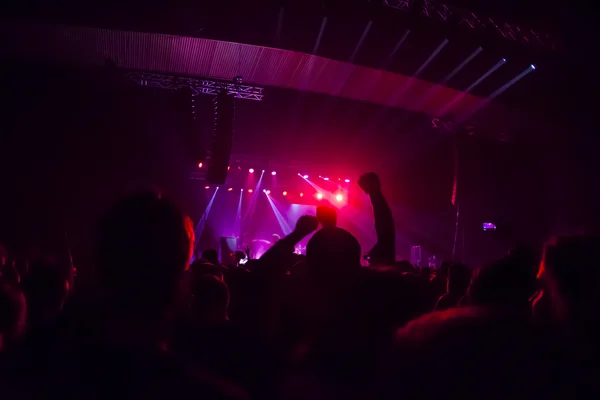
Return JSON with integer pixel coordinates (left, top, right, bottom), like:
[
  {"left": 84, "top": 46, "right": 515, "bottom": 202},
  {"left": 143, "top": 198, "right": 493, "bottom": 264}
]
[{"left": 1, "top": 20, "right": 486, "bottom": 117}]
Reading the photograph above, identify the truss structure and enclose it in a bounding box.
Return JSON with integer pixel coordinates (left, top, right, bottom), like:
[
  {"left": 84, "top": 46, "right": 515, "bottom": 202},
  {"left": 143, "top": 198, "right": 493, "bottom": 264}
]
[
  {"left": 383, "top": 0, "right": 559, "bottom": 51},
  {"left": 125, "top": 71, "right": 264, "bottom": 101}
]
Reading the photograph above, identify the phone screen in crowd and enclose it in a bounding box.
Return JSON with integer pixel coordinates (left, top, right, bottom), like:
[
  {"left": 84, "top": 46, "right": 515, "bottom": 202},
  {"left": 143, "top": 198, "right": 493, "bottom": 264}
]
[{"left": 482, "top": 222, "right": 497, "bottom": 231}]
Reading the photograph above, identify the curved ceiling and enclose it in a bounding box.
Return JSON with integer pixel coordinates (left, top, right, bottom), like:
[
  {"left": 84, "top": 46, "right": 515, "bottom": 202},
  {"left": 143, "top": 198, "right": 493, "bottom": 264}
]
[{"left": 2, "top": 20, "right": 487, "bottom": 118}]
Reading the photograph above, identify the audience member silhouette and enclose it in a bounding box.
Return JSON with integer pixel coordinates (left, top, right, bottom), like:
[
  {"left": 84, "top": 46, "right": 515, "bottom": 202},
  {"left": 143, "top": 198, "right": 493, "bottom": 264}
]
[
  {"left": 0, "top": 281, "right": 26, "bottom": 352},
  {"left": 435, "top": 263, "right": 472, "bottom": 311}
]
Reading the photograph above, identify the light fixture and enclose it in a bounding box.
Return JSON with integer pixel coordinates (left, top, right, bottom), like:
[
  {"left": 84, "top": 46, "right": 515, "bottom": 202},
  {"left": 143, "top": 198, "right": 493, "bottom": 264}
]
[
  {"left": 283, "top": 191, "right": 287, "bottom": 196},
  {"left": 198, "top": 162, "right": 203, "bottom": 168},
  {"left": 249, "top": 168, "right": 255, "bottom": 173},
  {"left": 316, "top": 193, "right": 323, "bottom": 200},
  {"left": 335, "top": 194, "right": 343, "bottom": 202}
]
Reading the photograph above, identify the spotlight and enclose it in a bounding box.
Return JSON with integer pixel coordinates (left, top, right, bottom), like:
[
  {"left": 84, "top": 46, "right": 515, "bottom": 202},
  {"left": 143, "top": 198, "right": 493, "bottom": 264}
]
[
  {"left": 271, "top": 171, "right": 277, "bottom": 176},
  {"left": 241, "top": 189, "right": 244, "bottom": 191},
  {"left": 335, "top": 194, "right": 343, "bottom": 202},
  {"left": 248, "top": 189, "right": 253, "bottom": 193},
  {"left": 316, "top": 193, "right": 323, "bottom": 200},
  {"left": 530, "top": 64, "right": 536, "bottom": 70},
  {"left": 228, "top": 188, "right": 233, "bottom": 191},
  {"left": 227, "top": 166, "right": 230, "bottom": 171},
  {"left": 198, "top": 162, "right": 203, "bottom": 168},
  {"left": 263, "top": 189, "right": 266, "bottom": 193},
  {"left": 204, "top": 186, "right": 210, "bottom": 189},
  {"left": 283, "top": 191, "right": 287, "bottom": 196},
  {"left": 262, "top": 170, "right": 265, "bottom": 173},
  {"left": 502, "top": 58, "right": 506, "bottom": 62},
  {"left": 323, "top": 177, "right": 329, "bottom": 181},
  {"left": 300, "top": 193, "right": 304, "bottom": 197},
  {"left": 303, "top": 175, "right": 309, "bottom": 179},
  {"left": 266, "top": 190, "right": 271, "bottom": 195},
  {"left": 249, "top": 168, "right": 255, "bottom": 173},
  {"left": 344, "top": 179, "right": 350, "bottom": 183}
]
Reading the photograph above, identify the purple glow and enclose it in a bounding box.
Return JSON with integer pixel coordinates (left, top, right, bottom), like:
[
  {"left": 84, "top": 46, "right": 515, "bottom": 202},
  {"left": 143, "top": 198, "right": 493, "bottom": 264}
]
[
  {"left": 249, "top": 168, "right": 255, "bottom": 173},
  {"left": 271, "top": 171, "right": 276, "bottom": 176}
]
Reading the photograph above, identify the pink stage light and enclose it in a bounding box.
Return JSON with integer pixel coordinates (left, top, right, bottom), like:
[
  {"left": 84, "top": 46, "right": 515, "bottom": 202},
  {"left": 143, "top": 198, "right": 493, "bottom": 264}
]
[
  {"left": 204, "top": 186, "right": 210, "bottom": 189},
  {"left": 335, "top": 194, "right": 343, "bottom": 202},
  {"left": 300, "top": 193, "right": 304, "bottom": 197},
  {"left": 316, "top": 193, "right": 323, "bottom": 200},
  {"left": 323, "top": 177, "right": 329, "bottom": 181},
  {"left": 198, "top": 162, "right": 203, "bottom": 168},
  {"left": 249, "top": 168, "right": 255, "bottom": 173},
  {"left": 283, "top": 191, "right": 287, "bottom": 196},
  {"left": 271, "top": 171, "right": 277, "bottom": 176},
  {"left": 265, "top": 190, "right": 271, "bottom": 195},
  {"left": 344, "top": 179, "right": 350, "bottom": 183},
  {"left": 228, "top": 188, "right": 233, "bottom": 191},
  {"left": 303, "top": 175, "right": 309, "bottom": 179},
  {"left": 248, "top": 189, "right": 253, "bottom": 193}
]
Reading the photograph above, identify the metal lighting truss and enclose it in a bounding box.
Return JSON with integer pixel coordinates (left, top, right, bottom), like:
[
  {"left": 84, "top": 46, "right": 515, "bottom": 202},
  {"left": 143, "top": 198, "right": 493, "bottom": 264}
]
[
  {"left": 126, "top": 71, "right": 264, "bottom": 101},
  {"left": 383, "top": 0, "right": 559, "bottom": 51}
]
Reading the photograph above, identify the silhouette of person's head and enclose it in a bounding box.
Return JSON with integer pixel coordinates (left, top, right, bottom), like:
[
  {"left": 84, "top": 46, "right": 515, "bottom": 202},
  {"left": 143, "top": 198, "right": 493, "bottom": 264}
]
[
  {"left": 536, "top": 235, "right": 600, "bottom": 325},
  {"left": 306, "top": 227, "right": 361, "bottom": 277},
  {"left": 317, "top": 206, "right": 337, "bottom": 229},
  {"left": 0, "top": 281, "right": 26, "bottom": 352},
  {"left": 201, "top": 249, "right": 219, "bottom": 265},
  {"left": 190, "top": 275, "right": 229, "bottom": 325},
  {"left": 95, "top": 190, "right": 193, "bottom": 320},
  {"left": 447, "top": 263, "right": 472, "bottom": 296},
  {"left": 468, "top": 253, "right": 536, "bottom": 312},
  {"left": 190, "top": 260, "right": 224, "bottom": 281},
  {"left": 21, "top": 260, "right": 71, "bottom": 329}
]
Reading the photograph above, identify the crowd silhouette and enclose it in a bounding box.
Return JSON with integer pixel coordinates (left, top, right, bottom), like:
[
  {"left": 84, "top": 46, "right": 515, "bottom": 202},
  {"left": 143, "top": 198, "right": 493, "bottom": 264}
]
[{"left": 0, "top": 172, "right": 597, "bottom": 399}]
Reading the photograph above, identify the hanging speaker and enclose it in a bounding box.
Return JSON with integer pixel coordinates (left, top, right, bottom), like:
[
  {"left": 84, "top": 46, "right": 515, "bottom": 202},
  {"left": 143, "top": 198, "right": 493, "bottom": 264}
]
[{"left": 206, "top": 91, "right": 235, "bottom": 185}]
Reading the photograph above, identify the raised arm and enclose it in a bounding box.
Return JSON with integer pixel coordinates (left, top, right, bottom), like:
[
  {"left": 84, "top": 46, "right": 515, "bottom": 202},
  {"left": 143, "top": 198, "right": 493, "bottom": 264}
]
[{"left": 359, "top": 172, "right": 396, "bottom": 265}]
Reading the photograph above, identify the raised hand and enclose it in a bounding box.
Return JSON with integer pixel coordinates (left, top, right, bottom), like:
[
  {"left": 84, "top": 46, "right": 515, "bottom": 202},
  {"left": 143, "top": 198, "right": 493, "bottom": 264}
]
[
  {"left": 358, "top": 172, "right": 381, "bottom": 195},
  {"left": 294, "top": 215, "right": 319, "bottom": 238},
  {"left": 244, "top": 246, "right": 251, "bottom": 259}
]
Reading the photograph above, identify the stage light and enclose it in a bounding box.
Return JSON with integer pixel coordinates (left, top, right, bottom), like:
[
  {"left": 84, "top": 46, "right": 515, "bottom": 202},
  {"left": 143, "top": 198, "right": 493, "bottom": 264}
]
[
  {"left": 241, "top": 189, "right": 244, "bottom": 191},
  {"left": 271, "top": 171, "right": 276, "bottom": 176},
  {"left": 502, "top": 58, "right": 506, "bottom": 62},
  {"left": 228, "top": 187, "right": 233, "bottom": 191},
  {"left": 263, "top": 189, "right": 266, "bottom": 193},
  {"left": 228, "top": 166, "right": 230, "bottom": 170},
  {"left": 316, "top": 193, "right": 323, "bottom": 200},
  {"left": 303, "top": 175, "right": 308, "bottom": 179},
  {"left": 283, "top": 191, "right": 287, "bottom": 196},
  {"left": 344, "top": 179, "right": 350, "bottom": 183},
  {"left": 530, "top": 64, "right": 536, "bottom": 70},
  {"left": 249, "top": 168, "right": 255, "bottom": 173},
  {"left": 198, "top": 162, "right": 203, "bottom": 168},
  {"left": 262, "top": 170, "right": 265, "bottom": 173},
  {"left": 248, "top": 189, "right": 253, "bottom": 193},
  {"left": 204, "top": 186, "right": 210, "bottom": 189},
  {"left": 300, "top": 193, "right": 304, "bottom": 197},
  {"left": 323, "top": 177, "right": 329, "bottom": 181},
  {"left": 266, "top": 190, "right": 271, "bottom": 195},
  {"left": 335, "top": 194, "right": 343, "bottom": 202}
]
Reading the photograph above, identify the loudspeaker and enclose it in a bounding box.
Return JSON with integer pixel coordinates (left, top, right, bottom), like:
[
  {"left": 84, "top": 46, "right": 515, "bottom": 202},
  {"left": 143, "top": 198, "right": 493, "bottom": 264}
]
[
  {"left": 176, "top": 87, "right": 206, "bottom": 166},
  {"left": 220, "top": 236, "right": 237, "bottom": 266},
  {"left": 206, "top": 92, "right": 235, "bottom": 185}
]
